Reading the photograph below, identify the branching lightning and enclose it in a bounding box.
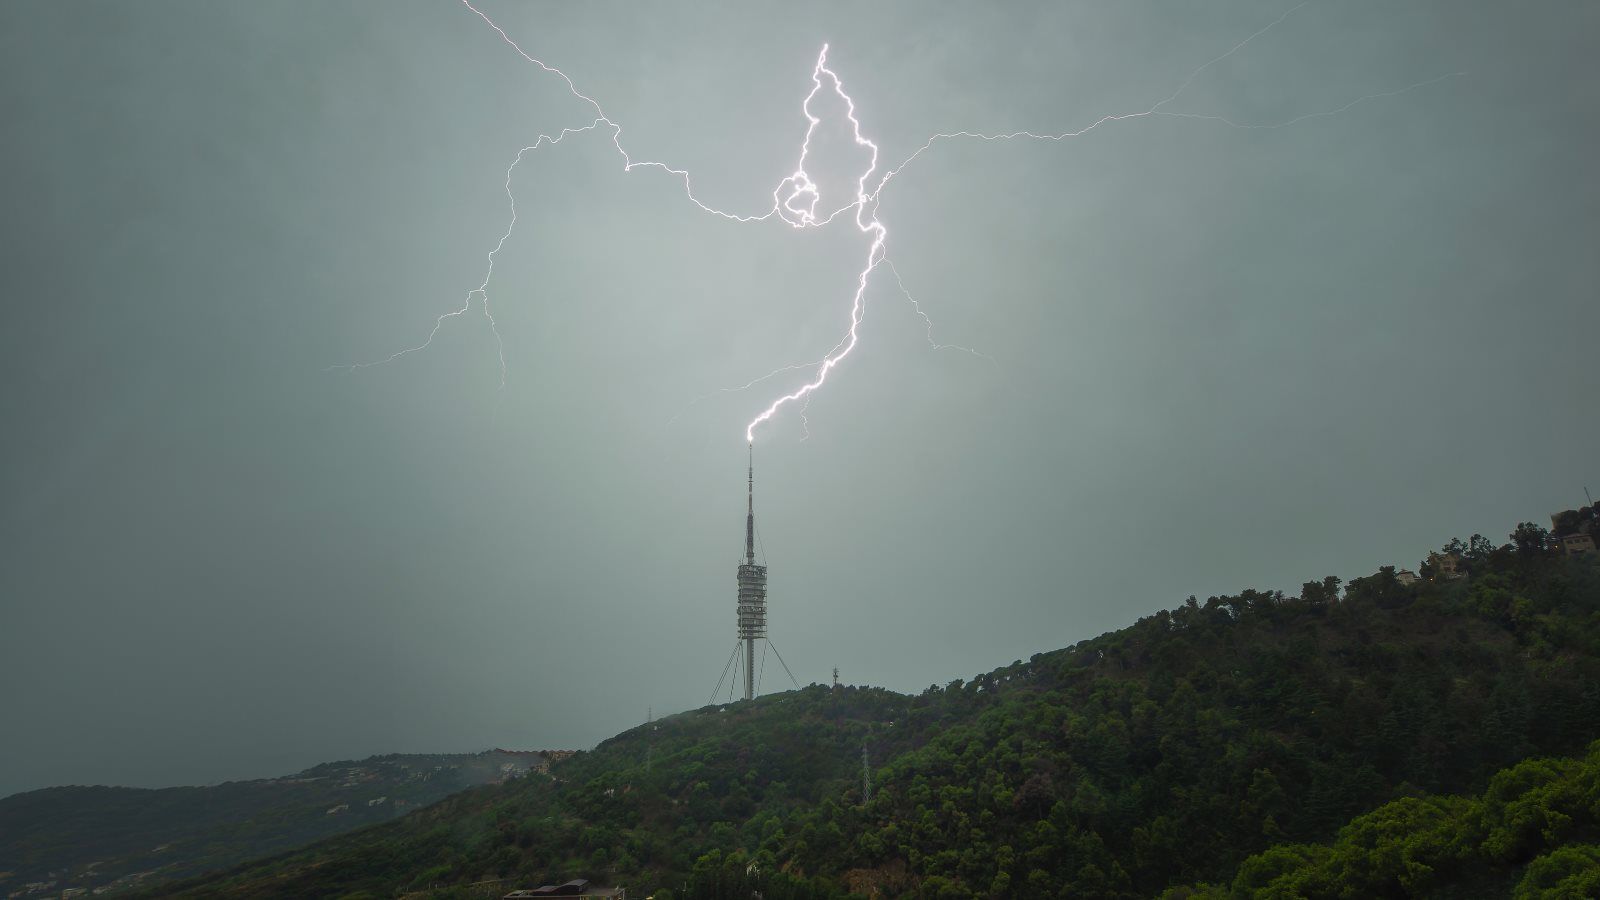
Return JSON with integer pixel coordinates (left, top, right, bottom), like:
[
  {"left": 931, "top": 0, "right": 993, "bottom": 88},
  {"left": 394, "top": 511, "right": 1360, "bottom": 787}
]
[
  {"left": 742, "top": 44, "right": 885, "bottom": 443},
  {"left": 327, "top": 121, "right": 601, "bottom": 384},
  {"left": 338, "top": 0, "right": 1462, "bottom": 445},
  {"left": 884, "top": 258, "right": 995, "bottom": 364}
]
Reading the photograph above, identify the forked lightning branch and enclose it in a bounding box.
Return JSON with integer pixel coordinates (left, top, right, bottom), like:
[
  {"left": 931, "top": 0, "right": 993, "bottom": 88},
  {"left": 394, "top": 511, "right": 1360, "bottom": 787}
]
[{"left": 334, "top": 0, "right": 1462, "bottom": 447}]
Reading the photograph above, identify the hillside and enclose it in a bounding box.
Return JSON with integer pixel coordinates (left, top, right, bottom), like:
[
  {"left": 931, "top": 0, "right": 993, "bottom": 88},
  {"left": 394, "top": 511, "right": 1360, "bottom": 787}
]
[
  {"left": 147, "top": 526, "right": 1600, "bottom": 897},
  {"left": 0, "top": 751, "right": 556, "bottom": 897},
  {"left": 1168, "top": 741, "right": 1600, "bottom": 898}
]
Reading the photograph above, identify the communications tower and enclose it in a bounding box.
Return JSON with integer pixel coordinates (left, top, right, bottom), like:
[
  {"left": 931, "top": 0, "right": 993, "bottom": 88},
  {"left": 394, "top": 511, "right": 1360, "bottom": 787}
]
[{"left": 736, "top": 442, "right": 768, "bottom": 701}]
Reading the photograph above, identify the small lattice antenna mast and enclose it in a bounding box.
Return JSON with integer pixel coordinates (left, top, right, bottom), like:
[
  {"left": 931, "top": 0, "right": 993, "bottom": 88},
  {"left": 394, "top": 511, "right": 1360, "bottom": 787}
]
[
  {"left": 833, "top": 666, "right": 840, "bottom": 689},
  {"left": 861, "top": 742, "right": 872, "bottom": 805}
]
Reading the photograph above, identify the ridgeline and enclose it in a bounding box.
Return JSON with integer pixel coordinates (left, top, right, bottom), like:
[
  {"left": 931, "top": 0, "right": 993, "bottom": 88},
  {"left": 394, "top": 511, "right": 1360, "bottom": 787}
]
[
  {"left": 0, "top": 752, "right": 553, "bottom": 897},
  {"left": 137, "top": 525, "right": 1600, "bottom": 897}
]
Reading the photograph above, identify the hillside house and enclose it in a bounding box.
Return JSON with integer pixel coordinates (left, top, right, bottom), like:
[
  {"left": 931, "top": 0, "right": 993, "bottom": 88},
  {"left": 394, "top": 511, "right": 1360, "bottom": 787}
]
[
  {"left": 1559, "top": 532, "right": 1597, "bottom": 556},
  {"left": 1550, "top": 503, "right": 1598, "bottom": 558},
  {"left": 1427, "top": 551, "right": 1463, "bottom": 580}
]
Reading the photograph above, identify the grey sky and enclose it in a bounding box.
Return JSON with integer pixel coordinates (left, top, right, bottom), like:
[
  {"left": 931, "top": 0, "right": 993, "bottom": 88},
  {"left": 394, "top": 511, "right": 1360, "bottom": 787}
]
[{"left": 2, "top": 0, "right": 1596, "bottom": 798}]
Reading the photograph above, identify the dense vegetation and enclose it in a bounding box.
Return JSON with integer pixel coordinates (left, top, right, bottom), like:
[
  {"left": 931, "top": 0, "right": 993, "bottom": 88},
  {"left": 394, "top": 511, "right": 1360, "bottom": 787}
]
[
  {"left": 149, "top": 525, "right": 1600, "bottom": 897},
  {"left": 0, "top": 752, "right": 544, "bottom": 896},
  {"left": 1168, "top": 741, "right": 1600, "bottom": 898}
]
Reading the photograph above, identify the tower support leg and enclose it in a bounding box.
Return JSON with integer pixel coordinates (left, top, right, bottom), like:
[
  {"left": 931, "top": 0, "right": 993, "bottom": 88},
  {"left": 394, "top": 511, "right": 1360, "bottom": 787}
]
[{"left": 744, "top": 637, "right": 755, "bottom": 700}]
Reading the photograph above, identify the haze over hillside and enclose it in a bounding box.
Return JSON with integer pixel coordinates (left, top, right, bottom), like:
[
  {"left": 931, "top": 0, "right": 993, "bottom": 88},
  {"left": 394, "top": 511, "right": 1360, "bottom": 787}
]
[
  {"left": 125, "top": 521, "right": 1600, "bottom": 898},
  {"left": 2, "top": 2, "right": 1596, "bottom": 898},
  {"left": 0, "top": 751, "right": 564, "bottom": 897},
  {"left": 4, "top": 0, "right": 1598, "bottom": 804}
]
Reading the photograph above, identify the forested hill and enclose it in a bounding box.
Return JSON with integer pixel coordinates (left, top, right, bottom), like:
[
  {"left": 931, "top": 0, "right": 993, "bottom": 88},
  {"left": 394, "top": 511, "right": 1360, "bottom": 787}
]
[
  {"left": 156, "top": 526, "right": 1600, "bottom": 899},
  {"left": 0, "top": 751, "right": 553, "bottom": 897},
  {"left": 1167, "top": 740, "right": 1600, "bottom": 898}
]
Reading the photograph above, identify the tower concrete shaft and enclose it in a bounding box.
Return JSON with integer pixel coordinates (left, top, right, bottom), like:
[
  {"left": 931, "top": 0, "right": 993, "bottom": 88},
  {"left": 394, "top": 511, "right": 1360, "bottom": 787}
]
[{"left": 736, "top": 442, "right": 767, "bottom": 701}]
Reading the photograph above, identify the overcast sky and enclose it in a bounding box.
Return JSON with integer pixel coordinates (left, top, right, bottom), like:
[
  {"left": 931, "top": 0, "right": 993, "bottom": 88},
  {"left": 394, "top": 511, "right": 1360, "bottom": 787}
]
[{"left": 2, "top": 0, "right": 1596, "bottom": 798}]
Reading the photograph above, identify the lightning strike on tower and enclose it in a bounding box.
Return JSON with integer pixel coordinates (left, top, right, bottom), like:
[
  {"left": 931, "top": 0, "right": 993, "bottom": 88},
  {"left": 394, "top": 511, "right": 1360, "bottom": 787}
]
[
  {"left": 341, "top": 1, "right": 1460, "bottom": 452},
  {"left": 332, "top": 1, "right": 1465, "bottom": 710},
  {"left": 736, "top": 443, "right": 768, "bottom": 702}
]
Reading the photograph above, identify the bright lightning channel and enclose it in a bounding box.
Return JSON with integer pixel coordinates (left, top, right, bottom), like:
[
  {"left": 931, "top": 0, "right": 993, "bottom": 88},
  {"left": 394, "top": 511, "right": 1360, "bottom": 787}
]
[
  {"left": 742, "top": 44, "right": 883, "bottom": 443},
  {"left": 340, "top": 0, "right": 1461, "bottom": 446}
]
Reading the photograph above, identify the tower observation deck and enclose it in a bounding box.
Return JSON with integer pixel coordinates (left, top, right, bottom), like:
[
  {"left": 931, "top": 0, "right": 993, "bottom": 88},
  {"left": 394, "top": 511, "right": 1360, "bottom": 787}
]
[{"left": 736, "top": 442, "right": 768, "bottom": 701}]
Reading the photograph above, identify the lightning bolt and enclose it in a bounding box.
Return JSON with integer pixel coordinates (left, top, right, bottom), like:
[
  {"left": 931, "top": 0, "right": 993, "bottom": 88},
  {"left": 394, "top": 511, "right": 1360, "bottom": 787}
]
[
  {"left": 339, "top": 0, "right": 1461, "bottom": 446},
  {"left": 884, "top": 258, "right": 994, "bottom": 364},
  {"left": 867, "top": 1, "right": 1462, "bottom": 197},
  {"left": 327, "top": 121, "right": 601, "bottom": 384},
  {"left": 743, "top": 45, "right": 884, "bottom": 443}
]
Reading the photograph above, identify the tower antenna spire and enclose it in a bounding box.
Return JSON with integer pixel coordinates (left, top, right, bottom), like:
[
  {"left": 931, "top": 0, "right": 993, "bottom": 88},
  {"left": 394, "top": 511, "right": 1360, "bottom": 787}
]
[{"left": 746, "top": 442, "right": 755, "bottom": 563}]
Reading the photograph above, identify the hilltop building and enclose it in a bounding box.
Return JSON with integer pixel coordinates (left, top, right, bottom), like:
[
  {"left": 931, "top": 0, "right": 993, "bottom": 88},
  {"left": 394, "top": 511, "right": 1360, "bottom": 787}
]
[
  {"left": 1427, "top": 551, "right": 1463, "bottom": 580},
  {"left": 504, "top": 879, "right": 624, "bottom": 899},
  {"left": 1551, "top": 502, "right": 1599, "bottom": 557},
  {"left": 1559, "top": 532, "right": 1597, "bottom": 556},
  {"left": 489, "top": 749, "right": 575, "bottom": 776}
]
